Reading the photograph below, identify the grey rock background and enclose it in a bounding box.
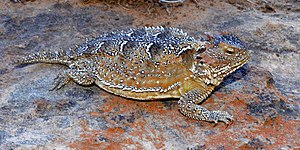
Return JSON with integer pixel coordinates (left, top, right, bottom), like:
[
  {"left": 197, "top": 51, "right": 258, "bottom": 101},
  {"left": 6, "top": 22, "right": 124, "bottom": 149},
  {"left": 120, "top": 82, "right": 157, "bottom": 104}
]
[{"left": 0, "top": 0, "right": 299, "bottom": 149}]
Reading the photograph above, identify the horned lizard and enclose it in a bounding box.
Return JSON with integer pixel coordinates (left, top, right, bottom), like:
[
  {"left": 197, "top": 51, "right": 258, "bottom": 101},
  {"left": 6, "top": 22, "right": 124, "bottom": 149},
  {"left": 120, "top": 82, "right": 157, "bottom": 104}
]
[{"left": 16, "top": 27, "right": 250, "bottom": 124}]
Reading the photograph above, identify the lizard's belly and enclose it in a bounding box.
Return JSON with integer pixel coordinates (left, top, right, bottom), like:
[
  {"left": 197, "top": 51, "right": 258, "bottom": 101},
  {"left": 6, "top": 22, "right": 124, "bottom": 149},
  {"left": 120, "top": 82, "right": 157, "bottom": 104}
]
[
  {"left": 95, "top": 79, "right": 182, "bottom": 100},
  {"left": 95, "top": 64, "right": 192, "bottom": 100}
]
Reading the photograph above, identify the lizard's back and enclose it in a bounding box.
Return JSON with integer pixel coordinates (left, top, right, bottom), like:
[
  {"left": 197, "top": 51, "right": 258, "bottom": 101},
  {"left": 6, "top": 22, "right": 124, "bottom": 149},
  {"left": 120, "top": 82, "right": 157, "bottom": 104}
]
[{"left": 78, "top": 27, "right": 201, "bottom": 100}]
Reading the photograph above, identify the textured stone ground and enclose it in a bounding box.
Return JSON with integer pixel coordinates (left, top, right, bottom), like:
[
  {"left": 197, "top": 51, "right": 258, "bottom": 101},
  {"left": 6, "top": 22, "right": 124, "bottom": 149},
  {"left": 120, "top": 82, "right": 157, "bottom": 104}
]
[{"left": 0, "top": 0, "right": 299, "bottom": 149}]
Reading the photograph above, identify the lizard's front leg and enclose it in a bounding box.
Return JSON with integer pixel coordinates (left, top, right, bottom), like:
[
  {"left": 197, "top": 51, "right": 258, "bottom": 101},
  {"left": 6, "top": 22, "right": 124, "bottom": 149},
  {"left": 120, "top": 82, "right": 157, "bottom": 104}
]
[{"left": 178, "top": 88, "right": 233, "bottom": 124}]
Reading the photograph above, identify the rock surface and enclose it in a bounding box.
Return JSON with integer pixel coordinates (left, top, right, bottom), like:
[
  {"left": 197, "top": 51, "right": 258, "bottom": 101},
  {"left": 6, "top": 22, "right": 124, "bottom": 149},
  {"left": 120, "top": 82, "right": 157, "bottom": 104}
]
[{"left": 0, "top": 0, "right": 299, "bottom": 149}]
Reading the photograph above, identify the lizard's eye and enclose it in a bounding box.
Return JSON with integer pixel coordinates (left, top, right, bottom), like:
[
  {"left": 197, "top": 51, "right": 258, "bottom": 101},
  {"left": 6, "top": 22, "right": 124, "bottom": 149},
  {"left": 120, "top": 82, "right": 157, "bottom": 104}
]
[
  {"left": 199, "top": 61, "right": 204, "bottom": 65},
  {"left": 225, "top": 48, "right": 235, "bottom": 55}
]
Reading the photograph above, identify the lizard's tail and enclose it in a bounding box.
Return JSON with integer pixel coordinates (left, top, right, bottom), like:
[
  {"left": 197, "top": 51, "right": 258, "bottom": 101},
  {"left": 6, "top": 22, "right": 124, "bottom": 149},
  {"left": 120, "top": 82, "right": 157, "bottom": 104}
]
[{"left": 15, "top": 51, "right": 72, "bottom": 66}]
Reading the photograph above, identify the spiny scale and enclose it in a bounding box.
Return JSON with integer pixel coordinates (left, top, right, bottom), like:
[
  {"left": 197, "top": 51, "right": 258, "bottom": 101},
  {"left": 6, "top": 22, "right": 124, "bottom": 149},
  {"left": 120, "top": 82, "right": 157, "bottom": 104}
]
[{"left": 17, "top": 26, "right": 250, "bottom": 124}]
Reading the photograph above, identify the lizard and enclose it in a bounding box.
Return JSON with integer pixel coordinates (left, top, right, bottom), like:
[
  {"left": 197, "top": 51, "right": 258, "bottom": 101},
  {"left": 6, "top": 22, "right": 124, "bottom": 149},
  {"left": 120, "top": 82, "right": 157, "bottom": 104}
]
[{"left": 16, "top": 26, "right": 250, "bottom": 124}]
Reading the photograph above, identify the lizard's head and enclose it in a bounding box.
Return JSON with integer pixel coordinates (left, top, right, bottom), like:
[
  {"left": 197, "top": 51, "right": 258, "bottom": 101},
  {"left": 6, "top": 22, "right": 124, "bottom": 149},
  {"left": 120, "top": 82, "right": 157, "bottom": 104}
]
[{"left": 192, "top": 33, "right": 250, "bottom": 86}]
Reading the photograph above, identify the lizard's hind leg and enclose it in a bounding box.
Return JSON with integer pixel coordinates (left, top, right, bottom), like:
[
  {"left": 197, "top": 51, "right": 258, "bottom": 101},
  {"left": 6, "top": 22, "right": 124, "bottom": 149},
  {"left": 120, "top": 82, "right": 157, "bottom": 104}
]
[
  {"left": 50, "top": 70, "right": 72, "bottom": 91},
  {"left": 68, "top": 69, "right": 95, "bottom": 86},
  {"left": 50, "top": 64, "right": 95, "bottom": 90},
  {"left": 67, "top": 61, "right": 96, "bottom": 86}
]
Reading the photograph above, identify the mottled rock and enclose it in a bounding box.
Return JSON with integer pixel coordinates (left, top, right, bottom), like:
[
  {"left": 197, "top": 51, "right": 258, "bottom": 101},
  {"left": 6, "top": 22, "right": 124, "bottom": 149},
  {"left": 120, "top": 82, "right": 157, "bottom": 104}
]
[{"left": 0, "top": 0, "right": 299, "bottom": 149}]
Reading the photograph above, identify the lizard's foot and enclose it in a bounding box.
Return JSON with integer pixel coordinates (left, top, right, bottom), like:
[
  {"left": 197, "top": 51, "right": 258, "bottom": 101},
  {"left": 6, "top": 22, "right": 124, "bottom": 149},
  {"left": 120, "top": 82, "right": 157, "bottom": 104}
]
[
  {"left": 178, "top": 90, "right": 234, "bottom": 125},
  {"left": 50, "top": 72, "right": 71, "bottom": 91},
  {"left": 207, "top": 110, "right": 233, "bottom": 125}
]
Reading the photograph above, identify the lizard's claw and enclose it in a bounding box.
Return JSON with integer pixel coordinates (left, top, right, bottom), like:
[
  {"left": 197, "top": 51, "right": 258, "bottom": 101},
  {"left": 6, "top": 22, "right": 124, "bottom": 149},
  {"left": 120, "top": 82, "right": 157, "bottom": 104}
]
[{"left": 208, "top": 110, "right": 233, "bottom": 125}]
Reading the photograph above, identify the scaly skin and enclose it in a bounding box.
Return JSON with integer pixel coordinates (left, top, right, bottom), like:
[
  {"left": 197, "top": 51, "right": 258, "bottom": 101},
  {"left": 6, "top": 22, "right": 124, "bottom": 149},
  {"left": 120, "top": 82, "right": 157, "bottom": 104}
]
[{"left": 16, "top": 27, "right": 250, "bottom": 124}]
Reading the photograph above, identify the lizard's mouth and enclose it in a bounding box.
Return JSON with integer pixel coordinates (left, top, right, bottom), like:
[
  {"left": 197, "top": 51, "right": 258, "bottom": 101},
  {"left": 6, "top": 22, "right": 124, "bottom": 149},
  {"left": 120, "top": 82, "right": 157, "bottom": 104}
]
[
  {"left": 211, "top": 52, "right": 250, "bottom": 78},
  {"left": 222, "top": 54, "right": 250, "bottom": 78}
]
